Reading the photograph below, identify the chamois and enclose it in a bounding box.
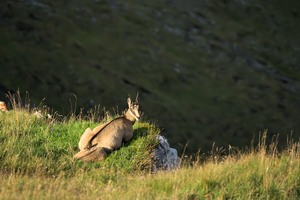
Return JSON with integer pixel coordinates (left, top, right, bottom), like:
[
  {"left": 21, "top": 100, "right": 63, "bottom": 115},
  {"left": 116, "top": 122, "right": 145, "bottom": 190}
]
[{"left": 73, "top": 97, "right": 140, "bottom": 162}]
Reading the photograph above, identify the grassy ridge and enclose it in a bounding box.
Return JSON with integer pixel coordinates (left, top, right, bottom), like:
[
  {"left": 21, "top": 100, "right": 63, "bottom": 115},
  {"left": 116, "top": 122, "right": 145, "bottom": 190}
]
[
  {"left": 0, "top": 102, "right": 299, "bottom": 199},
  {"left": 0, "top": 102, "right": 159, "bottom": 177}
]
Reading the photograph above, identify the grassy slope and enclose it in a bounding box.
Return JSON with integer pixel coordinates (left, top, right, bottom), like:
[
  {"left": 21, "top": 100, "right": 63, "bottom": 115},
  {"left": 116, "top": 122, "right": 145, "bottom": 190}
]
[
  {"left": 0, "top": 106, "right": 299, "bottom": 199},
  {"left": 0, "top": 0, "right": 300, "bottom": 154},
  {"left": 1, "top": 153, "right": 300, "bottom": 200}
]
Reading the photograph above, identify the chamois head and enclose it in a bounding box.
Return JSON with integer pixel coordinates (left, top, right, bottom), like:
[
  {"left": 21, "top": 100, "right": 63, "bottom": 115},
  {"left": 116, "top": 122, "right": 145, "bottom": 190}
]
[{"left": 126, "top": 96, "right": 140, "bottom": 122}]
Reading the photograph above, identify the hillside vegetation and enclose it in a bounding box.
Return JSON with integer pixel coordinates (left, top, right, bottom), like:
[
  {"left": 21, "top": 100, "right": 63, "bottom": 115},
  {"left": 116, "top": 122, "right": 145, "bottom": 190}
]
[
  {"left": 1, "top": 0, "right": 300, "bottom": 154},
  {"left": 0, "top": 100, "right": 299, "bottom": 199}
]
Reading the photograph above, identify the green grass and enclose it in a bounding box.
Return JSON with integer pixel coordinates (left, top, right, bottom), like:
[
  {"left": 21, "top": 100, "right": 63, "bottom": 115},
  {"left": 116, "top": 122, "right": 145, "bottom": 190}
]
[
  {"left": 1, "top": 0, "right": 300, "bottom": 155},
  {"left": 0, "top": 99, "right": 299, "bottom": 199},
  {"left": 0, "top": 97, "right": 159, "bottom": 177}
]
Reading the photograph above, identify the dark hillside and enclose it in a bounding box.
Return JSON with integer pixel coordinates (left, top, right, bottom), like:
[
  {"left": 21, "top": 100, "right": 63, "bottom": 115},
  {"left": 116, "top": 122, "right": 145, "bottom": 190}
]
[{"left": 1, "top": 0, "right": 300, "bottom": 154}]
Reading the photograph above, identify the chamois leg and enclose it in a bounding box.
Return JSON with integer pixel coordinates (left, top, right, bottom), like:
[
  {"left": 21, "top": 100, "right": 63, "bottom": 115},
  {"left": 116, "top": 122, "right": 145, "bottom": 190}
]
[{"left": 73, "top": 146, "right": 107, "bottom": 162}]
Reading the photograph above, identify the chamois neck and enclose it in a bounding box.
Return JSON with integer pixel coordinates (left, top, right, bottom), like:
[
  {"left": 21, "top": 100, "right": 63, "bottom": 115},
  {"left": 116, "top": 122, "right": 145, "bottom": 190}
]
[{"left": 124, "top": 109, "right": 136, "bottom": 123}]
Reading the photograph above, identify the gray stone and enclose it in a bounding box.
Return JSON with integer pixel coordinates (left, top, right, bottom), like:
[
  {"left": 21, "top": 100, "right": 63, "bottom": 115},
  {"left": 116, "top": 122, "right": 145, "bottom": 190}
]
[{"left": 151, "top": 135, "right": 180, "bottom": 172}]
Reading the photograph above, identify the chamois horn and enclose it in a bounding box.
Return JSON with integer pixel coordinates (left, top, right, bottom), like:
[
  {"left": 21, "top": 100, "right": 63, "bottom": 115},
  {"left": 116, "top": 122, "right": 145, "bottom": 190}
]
[{"left": 135, "top": 92, "right": 139, "bottom": 103}]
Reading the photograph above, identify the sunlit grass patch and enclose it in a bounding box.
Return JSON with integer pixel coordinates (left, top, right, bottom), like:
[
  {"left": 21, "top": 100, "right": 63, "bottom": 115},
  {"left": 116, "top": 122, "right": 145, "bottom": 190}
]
[
  {"left": 0, "top": 94, "right": 160, "bottom": 177},
  {"left": 0, "top": 94, "right": 299, "bottom": 199}
]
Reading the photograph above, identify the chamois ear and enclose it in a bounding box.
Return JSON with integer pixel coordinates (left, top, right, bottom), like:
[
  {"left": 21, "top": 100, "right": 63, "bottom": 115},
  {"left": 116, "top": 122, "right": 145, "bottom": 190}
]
[{"left": 127, "top": 97, "right": 132, "bottom": 107}]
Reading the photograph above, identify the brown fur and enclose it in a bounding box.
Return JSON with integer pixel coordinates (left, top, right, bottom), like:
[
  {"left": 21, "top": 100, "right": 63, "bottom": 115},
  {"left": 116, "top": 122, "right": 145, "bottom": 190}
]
[{"left": 73, "top": 97, "right": 140, "bottom": 161}]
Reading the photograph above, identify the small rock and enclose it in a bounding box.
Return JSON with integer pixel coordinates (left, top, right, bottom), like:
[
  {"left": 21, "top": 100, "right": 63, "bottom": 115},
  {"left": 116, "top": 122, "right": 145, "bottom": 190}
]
[
  {"left": 47, "top": 113, "right": 52, "bottom": 119},
  {"left": 33, "top": 110, "right": 43, "bottom": 118},
  {"left": 151, "top": 135, "right": 180, "bottom": 172}
]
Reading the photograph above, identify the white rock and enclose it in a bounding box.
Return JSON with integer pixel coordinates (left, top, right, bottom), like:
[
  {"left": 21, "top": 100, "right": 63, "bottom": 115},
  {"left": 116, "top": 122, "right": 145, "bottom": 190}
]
[{"left": 33, "top": 110, "right": 43, "bottom": 118}]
